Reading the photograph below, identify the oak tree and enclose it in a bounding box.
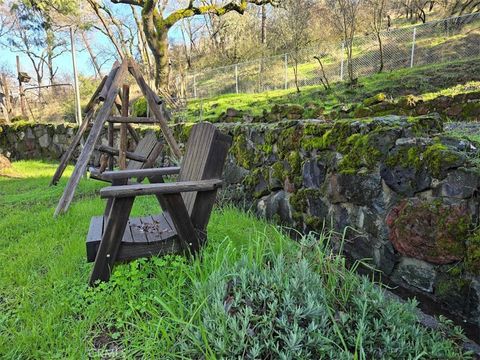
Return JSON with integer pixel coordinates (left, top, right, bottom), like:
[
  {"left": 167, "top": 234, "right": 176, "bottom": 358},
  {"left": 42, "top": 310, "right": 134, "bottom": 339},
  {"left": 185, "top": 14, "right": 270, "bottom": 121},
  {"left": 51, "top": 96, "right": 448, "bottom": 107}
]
[{"left": 110, "top": 0, "right": 280, "bottom": 89}]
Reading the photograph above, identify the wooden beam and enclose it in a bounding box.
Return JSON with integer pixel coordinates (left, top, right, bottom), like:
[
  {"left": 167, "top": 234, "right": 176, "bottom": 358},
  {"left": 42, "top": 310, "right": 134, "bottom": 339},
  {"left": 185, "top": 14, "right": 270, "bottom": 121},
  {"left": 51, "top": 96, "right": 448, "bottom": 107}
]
[
  {"left": 50, "top": 109, "right": 94, "bottom": 186},
  {"left": 98, "top": 61, "right": 120, "bottom": 101},
  {"left": 108, "top": 121, "right": 114, "bottom": 170},
  {"left": 119, "top": 84, "right": 129, "bottom": 169},
  {"left": 49, "top": 71, "right": 110, "bottom": 185},
  {"left": 54, "top": 61, "right": 128, "bottom": 217},
  {"left": 100, "top": 179, "right": 222, "bottom": 198},
  {"left": 99, "top": 166, "right": 180, "bottom": 181},
  {"left": 126, "top": 124, "right": 140, "bottom": 144},
  {"left": 84, "top": 75, "right": 107, "bottom": 114},
  {"left": 95, "top": 145, "right": 147, "bottom": 163},
  {"left": 127, "top": 59, "right": 182, "bottom": 160},
  {"left": 107, "top": 116, "right": 157, "bottom": 124}
]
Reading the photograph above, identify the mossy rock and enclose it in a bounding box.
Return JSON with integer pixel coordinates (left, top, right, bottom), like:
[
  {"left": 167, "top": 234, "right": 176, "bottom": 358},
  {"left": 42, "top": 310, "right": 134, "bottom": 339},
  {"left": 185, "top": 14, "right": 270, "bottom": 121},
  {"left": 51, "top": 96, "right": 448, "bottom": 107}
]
[
  {"left": 406, "top": 115, "right": 443, "bottom": 136},
  {"left": 465, "top": 229, "right": 480, "bottom": 275},
  {"left": 363, "top": 93, "right": 386, "bottom": 107},
  {"left": 386, "top": 198, "right": 470, "bottom": 264},
  {"left": 462, "top": 101, "right": 480, "bottom": 120},
  {"left": 397, "top": 95, "right": 417, "bottom": 109},
  {"left": 353, "top": 105, "right": 373, "bottom": 118},
  {"left": 270, "top": 104, "right": 304, "bottom": 120},
  {"left": 385, "top": 140, "right": 466, "bottom": 180},
  {"left": 10, "top": 116, "right": 29, "bottom": 123}
]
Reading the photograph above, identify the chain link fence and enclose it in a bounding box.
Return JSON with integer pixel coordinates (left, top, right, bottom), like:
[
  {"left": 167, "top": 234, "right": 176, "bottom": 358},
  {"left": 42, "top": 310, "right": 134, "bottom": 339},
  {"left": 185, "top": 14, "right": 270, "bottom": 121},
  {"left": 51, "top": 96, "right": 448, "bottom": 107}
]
[{"left": 181, "top": 12, "right": 480, "bottom": 100}]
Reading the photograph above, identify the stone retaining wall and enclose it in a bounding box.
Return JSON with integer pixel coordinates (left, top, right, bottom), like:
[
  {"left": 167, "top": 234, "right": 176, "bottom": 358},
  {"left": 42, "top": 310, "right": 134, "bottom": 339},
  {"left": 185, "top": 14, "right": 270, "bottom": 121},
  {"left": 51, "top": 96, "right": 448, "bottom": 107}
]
[{"left": 1, "top": 116, "right": 480, "bottom": 329}]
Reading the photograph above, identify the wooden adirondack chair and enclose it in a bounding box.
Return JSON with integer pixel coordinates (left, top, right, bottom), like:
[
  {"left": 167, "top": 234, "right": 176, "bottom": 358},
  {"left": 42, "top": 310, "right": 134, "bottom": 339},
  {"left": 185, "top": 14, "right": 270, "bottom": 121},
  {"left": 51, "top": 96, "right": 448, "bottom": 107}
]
[
  {"left": 89, "top": 132, "right": 163, "bottom": 182},
  {"left": 86, "top": 122, "right": 232, "bottom": 285}
]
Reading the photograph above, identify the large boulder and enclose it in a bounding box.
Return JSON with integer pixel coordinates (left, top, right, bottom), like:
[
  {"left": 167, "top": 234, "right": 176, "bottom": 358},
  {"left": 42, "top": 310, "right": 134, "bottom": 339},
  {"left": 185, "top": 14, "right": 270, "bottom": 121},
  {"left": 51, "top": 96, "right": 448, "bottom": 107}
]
[
  {"left": 386, "top": 198, "right": 469, "bottom": 264},
  {"left": 0, "top": 154, "right": 11, "bottom": 170}
]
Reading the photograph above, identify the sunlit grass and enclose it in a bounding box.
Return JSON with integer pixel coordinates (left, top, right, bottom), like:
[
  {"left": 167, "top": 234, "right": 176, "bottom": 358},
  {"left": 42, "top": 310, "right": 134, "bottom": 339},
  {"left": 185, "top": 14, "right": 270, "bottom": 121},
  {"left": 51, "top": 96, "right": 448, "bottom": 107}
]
[
  {"left": 185, "top": 58, "right": 480, "bottom": 122},
  {"left": 0, "top": 161, "right": 293, "bottom": 358}
]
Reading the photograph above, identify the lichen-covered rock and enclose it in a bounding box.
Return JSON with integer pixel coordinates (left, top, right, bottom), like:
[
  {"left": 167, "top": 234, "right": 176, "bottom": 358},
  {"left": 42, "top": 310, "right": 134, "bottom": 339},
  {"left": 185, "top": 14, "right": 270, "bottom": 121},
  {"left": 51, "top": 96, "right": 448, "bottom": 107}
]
[
  {"left": 38, "top": 133, "right": 50, "bottom": 148},
  {"left": 386, "top": 198, "right": 470, "bottom": 264},
  {"left": 257, "top": 191, "right": 292, "bottom": 224},
  {"left": 433, "top": 168, "right": 479, "bottom": 199},
  {"left": 270, "top": 104, "right": 304, "bottom": 120},
  {"left": 326, "top": 172, "right": 382, "bottom": 206},
  {"left": 302, "top": 158, "right": 326, "bottom": 188},
  {"left": 380, "top": 164, "right": 431, "bottom": 196},
  {"left": 223, "top": 160, "right": 249, "bottom": 184},
  {"left": 392, "top": 257, "right": 437, "bottom": 292},
  {"left": 363, "top": 93, "right": 386, "bottom": 107},
  {"left": 434, "top": 275, "right": 480, "bottom": 320}
]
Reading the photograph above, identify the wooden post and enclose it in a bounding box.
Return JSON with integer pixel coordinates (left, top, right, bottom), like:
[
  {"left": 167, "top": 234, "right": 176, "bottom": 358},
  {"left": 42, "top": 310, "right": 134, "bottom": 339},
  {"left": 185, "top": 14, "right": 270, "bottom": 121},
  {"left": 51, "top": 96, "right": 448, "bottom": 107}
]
[
  {"left": 128, "top": 59, "right": 182, "bottom": 160},
  {"left": 2, "top": 75, "right": 11, "bottom": 117},
  {"left": 108, "top": 122, "right": 114, "bottom": 170},
  {"left": 340, "top": 42, "right": 345, "bottom": 81},
  {"left": 16, "top": 56, "right": 27, "bottom": 118},
  {"left": 410, "top": 27, "right": 417, "bottom": 68},
  {"left": 235, "top": 65, "right": 239, "bottom": 94},
  {"left": 54, "top": 61, "right": 128, "bottom": 217},
  {"left": 119, "top": 84, "right": 129, "bottom": 169},
  {"left": 50, "top": 75, "right": 109, "bottom": 186},
  {"left": 70, "top": 27, "right": 82, "bottom": 126},
  {"left": 0, "top": 75, "right": 10, "bottom": 123},
  {"left": 50, "top": 110, "right": 93, "bottom": 186}
]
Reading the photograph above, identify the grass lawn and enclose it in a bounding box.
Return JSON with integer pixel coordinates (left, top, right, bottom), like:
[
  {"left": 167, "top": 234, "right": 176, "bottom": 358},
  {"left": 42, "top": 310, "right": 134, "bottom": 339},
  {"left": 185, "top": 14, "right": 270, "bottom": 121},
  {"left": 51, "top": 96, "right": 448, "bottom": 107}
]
[{"left": 0, "top": 161, "right": 472, "bottom": 358}]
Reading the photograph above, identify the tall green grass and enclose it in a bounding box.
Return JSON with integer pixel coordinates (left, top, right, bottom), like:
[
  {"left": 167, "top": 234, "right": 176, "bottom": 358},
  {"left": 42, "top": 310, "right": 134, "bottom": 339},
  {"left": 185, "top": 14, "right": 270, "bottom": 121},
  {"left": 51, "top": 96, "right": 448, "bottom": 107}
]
[{"left": 0, "top": 161, "right": 470, "bottom": 358}]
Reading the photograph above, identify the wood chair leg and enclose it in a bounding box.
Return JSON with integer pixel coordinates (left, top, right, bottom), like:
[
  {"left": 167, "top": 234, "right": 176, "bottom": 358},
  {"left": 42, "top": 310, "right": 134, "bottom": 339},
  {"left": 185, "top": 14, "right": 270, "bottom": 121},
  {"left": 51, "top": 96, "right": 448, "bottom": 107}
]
[
  {"left": 161, "top": 193, "right": 201, "bottom": 254},
  {"left": 103, "top": 179, "right": 128, "bottom": 218},
  {"left": 89, "top": 196, "right": 135, "bottom": 286}
]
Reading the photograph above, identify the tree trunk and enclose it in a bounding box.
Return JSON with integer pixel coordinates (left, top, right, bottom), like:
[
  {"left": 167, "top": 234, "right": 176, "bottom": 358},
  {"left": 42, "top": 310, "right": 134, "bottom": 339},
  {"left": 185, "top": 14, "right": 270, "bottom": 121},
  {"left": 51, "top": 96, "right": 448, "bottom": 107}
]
[
  {"left": 149, "top": 31, "right": 170, "bottom": 91},
  {"left": 346, "top": 40, "right": 354, "bottom": 83},
  {"left": 261, "top": 5, "right": 267, "bottom": 45},
  {"left": 81, "top": 31, "right": 102, "bottom": 78},
  {"left": 314, "top": 56, "right": 330, "bottom": 90},
  {"left": 131, "top": 5, "right": 154, "bottom": 78},
  {"left": 141, "top": 6, "right": 170, "bottom": 90},
  {"left": 376, "top": 32, "right": 384, "bottom": 73},
  {"left": 293, "top": 56, "right": 300, "bottom": 93}
]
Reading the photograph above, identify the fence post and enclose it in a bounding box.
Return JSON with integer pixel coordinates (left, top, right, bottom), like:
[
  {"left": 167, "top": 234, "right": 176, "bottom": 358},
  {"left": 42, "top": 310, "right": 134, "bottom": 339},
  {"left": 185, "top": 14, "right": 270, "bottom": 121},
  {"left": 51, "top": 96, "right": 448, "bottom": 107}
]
[
  {"left": 340, "top": 41, "right": 345, "bottom": 81},
  {"left": 235, "top": 65, "right": 239, "bottom": 94},
  {"left": 193, "top": 74, "right": 197, "bottom": 99},
  {"left": 70, "top": 27, "right": 82, "bottom": 126},
  {"left": 284, "top": 53, "right": 288, "bottom": 90},
  {"left": 16, "top": 56, "right": 27, "bottom": 118},
  {"left": 410, "top": 27, "right": 417, "bottom": 68}
]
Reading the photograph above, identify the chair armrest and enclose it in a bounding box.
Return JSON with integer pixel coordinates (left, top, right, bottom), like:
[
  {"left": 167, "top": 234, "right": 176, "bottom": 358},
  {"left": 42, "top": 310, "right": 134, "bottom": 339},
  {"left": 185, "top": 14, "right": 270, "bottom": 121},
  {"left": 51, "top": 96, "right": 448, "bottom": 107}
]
[
  {"left": 100, "top": 179, "right": 223, "bottom": 198},
  {"left": 99, "top": 167, "right": 181, "bottom": 181}
]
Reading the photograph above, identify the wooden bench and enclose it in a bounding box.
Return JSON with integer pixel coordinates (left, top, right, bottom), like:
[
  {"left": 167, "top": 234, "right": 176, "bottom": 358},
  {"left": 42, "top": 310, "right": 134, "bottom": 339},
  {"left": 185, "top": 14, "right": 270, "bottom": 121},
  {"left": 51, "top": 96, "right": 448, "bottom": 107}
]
[
  {"left": 89, "top": 131, "right": 163, "bottom": 182},
  {"left": 86, "top": 122, "right": 232, "bottom": 285}
]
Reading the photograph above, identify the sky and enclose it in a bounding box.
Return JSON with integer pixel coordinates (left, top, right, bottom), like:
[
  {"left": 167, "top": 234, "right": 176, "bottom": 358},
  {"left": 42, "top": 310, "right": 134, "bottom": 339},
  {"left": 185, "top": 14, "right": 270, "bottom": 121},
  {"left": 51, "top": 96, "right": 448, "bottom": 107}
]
[{"left": 0, "top": 2, "right": 186, "bottom": 84}]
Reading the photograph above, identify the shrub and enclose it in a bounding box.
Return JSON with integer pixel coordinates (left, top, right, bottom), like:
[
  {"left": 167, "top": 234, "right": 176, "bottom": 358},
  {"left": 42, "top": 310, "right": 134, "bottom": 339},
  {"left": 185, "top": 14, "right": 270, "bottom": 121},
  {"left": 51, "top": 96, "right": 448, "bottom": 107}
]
[
  {"left": 182, "top": 251, "right": 469, "bottom": 359},
  {"left": 132, "top": 97, "right": 147, "bottom": 117}
]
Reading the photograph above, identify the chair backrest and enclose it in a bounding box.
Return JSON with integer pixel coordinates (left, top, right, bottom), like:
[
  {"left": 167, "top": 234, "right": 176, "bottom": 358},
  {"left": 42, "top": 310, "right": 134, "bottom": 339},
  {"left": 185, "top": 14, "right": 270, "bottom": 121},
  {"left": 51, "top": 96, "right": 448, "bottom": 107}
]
[
  {"left": 178, "top": 122, "right": 232, "bottom": 230},
  {"left": 127, "top": 132, "right": 160, "bottom": 170}
]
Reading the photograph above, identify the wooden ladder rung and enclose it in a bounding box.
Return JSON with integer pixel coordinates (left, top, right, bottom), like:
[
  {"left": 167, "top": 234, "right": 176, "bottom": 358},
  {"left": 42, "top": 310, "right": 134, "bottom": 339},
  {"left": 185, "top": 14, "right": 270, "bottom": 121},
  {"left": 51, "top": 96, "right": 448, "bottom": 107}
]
[
  {"left": 95, "top": 145, "right": 148, "bottom": 162},
  {"left": 108, "top": 116, "right": 157, "bottom": 124}
]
